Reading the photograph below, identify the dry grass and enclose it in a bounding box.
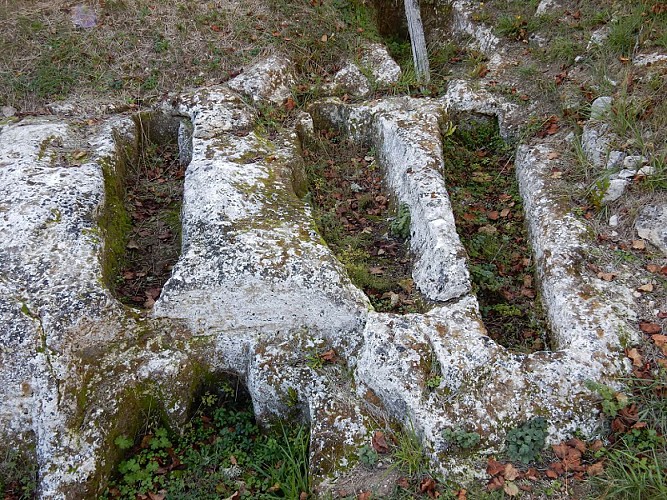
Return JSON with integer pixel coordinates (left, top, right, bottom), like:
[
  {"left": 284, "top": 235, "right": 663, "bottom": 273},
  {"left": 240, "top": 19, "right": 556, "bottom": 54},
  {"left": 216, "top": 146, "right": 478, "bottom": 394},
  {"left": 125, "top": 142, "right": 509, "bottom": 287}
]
[{"left": 0, "top": 0, "right": 379, "bottom": 112}]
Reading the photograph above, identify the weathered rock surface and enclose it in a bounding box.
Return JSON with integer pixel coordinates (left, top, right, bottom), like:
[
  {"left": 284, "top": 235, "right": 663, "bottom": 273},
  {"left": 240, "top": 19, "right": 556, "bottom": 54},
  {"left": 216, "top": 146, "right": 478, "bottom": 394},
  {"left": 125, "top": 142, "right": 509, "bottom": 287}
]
[
  {"left": 636, "top": 204, "right": 667, "bottom": 255},
  {"left": 360, "top": 42, "right": 402, "bottom": 85},
  {"left": 227, "top": 53, "right": 295, "bottom": 104},
  {"left": 0, "top": 47, "right": 640, "bottom": 499},
  {"left": 324, "top": 63, "right": 371, "bottom": 97}
]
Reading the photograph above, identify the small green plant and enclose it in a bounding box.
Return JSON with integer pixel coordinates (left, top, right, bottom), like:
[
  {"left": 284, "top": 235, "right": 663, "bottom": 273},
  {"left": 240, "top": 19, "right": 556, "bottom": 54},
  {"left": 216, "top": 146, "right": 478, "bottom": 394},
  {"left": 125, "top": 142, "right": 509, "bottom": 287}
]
[
  {"left": 594, "top": 446, "right": 667, "bottom": 500},
  {"left": 114, "top": 435, "right": 133, "bottom": 450},
  {"left": 306, "top": 349, "right": 324, "bottom": 370},
  {"left": 358, "top": 444, "right": 379, "bottom": 467},
  {"left": 496, "top": 15, "right": 529, "bottom": 41},
  {"left": 505, "top": 417, "right": 548, "bottom": 464},
  {"left": 442, "top": 427, "right": 481, "bottom": 450},
  {"left": 425, "top": 375, "right": 442, "bottom": 389},
  {"left": 586, "top": 380, "right": 630, "bottom": 418},
  {"left": 0, "top": 448, "right": 37, "bottom": 500},
  {"left": 390, "top": 203, "right": 411, "bottom": 240},
  {"left": 286, "top": 386, "right": 299, "bottom": 408}
]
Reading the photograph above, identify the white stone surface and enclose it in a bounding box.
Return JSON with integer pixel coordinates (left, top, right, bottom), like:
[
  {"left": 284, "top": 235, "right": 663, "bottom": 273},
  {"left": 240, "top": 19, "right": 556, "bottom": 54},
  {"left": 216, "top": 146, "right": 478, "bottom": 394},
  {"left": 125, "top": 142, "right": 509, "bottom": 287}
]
[
  {"left": 606, "top": 150, "right": 626, "bottom": 169},
  {"left": 0, "top": 48, "right": 642, "bottom": 497},
  {"left": 325, "top": 62, "right": 371, "bottom": 96},
  {"left": 451, "top": 0, "right": 500, "bottom": 53},
  {"left": 536, "top": 0, "right": 561, "bottom": 15},
  {"left": 360, "top": 43, "right": 402, "bottom": 85},
  {"left": 623, "top": 155, "right": 647, "bottom": 169},
  {"left": 227, "top": 53, "right": 295, "bottom": 104},
  {"left": 633, "top": 52, "right": 667, "bottom": 67},
  {"left": 587, "top": 27, "right": 609, "bottom": 49},
  {"left": 636, "top": 204, "right": 667, "bottom": 255},
  {"left": 602, "top": 178, "right": 629, "bottom": 203},
  {"left": 581, "top": 122, "right": 612, "bottom": 168},
  {"left": 590, "top": 96, "right": 612, "bottom": 120}
]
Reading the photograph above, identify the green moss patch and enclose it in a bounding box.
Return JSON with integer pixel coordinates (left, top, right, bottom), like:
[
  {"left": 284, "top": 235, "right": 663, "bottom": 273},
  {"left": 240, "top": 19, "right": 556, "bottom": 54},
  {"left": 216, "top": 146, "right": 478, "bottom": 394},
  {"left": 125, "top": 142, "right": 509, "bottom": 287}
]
[{"left": 442, "top": 118, "right": 549, "bottom": 352}]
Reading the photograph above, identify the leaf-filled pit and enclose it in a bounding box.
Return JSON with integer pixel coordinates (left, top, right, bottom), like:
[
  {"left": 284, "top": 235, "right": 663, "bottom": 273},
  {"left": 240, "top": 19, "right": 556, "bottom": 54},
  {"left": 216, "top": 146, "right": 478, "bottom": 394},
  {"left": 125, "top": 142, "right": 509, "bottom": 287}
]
[
  {"left": 442, "top": 116, "right": 550, "bottom": 352},
  {"left": 107, "top": 112, "right": 189, "bottom": 309},
  {"left": 302, "top": 130, "right": 430, "bottom": 314}
]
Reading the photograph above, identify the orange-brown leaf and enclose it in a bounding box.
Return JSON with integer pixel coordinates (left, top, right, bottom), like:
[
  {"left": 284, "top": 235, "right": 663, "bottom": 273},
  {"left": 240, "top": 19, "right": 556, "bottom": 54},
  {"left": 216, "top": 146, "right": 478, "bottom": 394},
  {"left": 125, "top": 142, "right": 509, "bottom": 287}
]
[
  {"left": 487, "top": 458, "right": 505, "bottom": 477},
  {"left": 626, "top": 347, "right": 643, "bottom": 367},
  {"left": 640, "top": 322, "right": 662, "bottom": 334},
  {"left": 420, "top": 477, "right": 436, "bottom": 494},
  {"left": 372, "top": 430, "right": 389, "bottom": 454},
  {"left": 320, "top": 349, "right": 337, "bottom": 363},
  {"left": 587, "top": 462, "right": 605, "bottom": 476}
]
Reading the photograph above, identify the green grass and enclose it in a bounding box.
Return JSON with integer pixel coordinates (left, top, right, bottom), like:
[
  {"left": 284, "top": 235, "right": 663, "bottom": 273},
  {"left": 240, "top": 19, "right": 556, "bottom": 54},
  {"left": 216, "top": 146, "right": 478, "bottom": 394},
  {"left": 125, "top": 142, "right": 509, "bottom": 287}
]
[
  {"left": 391, "top": 424, "right": 430, "bottom": 479},
  {"left": 0, "top": 0, "right": 383, "bottom": 111},
  {"left": 587, "top": 368, "right": 667, "bottom": 500}
]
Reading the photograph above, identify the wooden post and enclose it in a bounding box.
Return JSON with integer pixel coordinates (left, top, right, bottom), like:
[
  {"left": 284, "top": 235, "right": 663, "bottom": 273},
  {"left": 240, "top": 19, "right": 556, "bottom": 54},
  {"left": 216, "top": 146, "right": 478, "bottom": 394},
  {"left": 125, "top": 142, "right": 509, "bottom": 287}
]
[{"left": 403, "top": 0, "right": 430, "bottom": 83}]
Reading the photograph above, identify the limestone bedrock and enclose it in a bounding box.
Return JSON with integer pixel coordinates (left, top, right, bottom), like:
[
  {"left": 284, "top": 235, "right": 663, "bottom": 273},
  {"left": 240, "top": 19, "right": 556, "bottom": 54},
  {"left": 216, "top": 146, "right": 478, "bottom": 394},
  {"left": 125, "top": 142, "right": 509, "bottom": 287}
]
[{"left": 0, "top": 53, "right": 638, "bottom": 497}]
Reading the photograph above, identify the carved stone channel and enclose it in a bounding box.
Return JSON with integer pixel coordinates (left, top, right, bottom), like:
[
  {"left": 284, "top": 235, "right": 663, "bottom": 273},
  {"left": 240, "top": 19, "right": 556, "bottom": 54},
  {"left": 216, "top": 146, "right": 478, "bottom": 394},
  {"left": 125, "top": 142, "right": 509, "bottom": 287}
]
[{"left": 0, "top": 56, "right": 637, "bottom": 497}]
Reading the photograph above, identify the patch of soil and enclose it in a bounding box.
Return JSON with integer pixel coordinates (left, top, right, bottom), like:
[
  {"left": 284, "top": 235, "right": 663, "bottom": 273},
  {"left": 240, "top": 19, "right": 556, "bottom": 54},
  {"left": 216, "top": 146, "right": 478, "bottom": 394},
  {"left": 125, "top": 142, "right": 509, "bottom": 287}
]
[
  {"left": 442, "top": 119, "right": 549, "bottom": 352},
  {"left": 303, "top": 130, "right": 429, "bottom": 314},
  {"left": 113, "top": 141, "right": 184, "bottom": 309}
]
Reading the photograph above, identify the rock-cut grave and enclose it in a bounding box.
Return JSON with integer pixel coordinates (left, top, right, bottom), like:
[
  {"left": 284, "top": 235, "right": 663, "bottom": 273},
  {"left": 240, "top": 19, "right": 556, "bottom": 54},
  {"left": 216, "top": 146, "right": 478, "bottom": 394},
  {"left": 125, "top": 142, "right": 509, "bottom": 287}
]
[{"left": 0, "top": 52, "right": 637, "bottom": 497}]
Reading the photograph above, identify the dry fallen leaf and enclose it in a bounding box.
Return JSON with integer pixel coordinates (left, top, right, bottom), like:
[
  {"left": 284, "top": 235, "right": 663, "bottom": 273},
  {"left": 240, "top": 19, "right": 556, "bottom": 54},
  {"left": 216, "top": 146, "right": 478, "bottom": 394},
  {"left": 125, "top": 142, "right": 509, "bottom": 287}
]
[
  {"left": 372, "top": 430, "right": 389, "bottom": 454},
  {"left": 552, "top": 443, "right": 569, "bottom": 460},
  {"left": 500, "top": 208, "right": 511, "bottom": 217},
  {"left": 419, "top": 477, "right": 437, "bottom": 494},
  {"left": 566, "top": 438, "right": 587, "bottom": 453},
  {"left": 547, "top": 151, "right": 561, "bottom": 160},
  {"left": 487, "top": 476, "right": 504, "bottom": 491},
  {"left": 320, "top": 349, "right": 337, "bottom": 363},
  {"left": 638, "top": 283, "right": 654, "bottom": 292},
  {"left": 504, "top": 463, "right": 519, "bottom": 481},
  {"left": 627, "top": 347, "right": 643, "bottom": 367},
  {"left": 545, "top": 468, "right": 559, "bottom": 479},
  {"left": 640, "top": 322, "right": 662, "bottom": 334},
  {"left": 503, "top": 481, "right": 520, "bottom": 497},
  {"left": 486, "top": 458, "right": 505, "bottom": 477},
  {"left": 651, "top": 334, "right": 667, "bottom": 347},
  {"left": 587, "top": 462, "right": 605, "bottom": 476},
  {"left": 597, "top": 271, "right": 617, "bottom": 281},
  {"left": 632, "top": 239, "right": 646, "bottom": 250},
  {"left": 647, "top": 264, "right": 661, "bottom": 273}
]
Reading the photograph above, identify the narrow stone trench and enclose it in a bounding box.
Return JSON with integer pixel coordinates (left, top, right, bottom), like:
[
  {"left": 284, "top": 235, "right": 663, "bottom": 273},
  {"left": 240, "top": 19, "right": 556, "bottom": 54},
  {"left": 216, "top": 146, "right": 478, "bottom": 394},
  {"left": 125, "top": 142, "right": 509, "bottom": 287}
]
[
  {"left": 302, "top": 129, "right": 430, "bottom": 314},
  {"left": 441, "top": 115, "right": 550, "bottom": 352},
  {"left": 105, "top": 112, "right": 189, "bottom": 309}
]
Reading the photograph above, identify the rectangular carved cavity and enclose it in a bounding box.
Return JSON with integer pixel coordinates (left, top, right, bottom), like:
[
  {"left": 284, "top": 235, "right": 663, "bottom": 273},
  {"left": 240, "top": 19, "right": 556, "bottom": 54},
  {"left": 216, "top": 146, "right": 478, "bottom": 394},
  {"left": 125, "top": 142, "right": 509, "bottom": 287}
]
[
  {"left": 101, "top": 111, "right": 191, "bottom": 309},
  {"left": 301, "top": 129, "right": 431, "bottom": 314},
  {"left": 441, "top": 114, "right": 550, "bottom": 352}
]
